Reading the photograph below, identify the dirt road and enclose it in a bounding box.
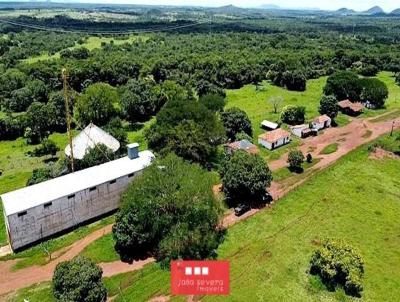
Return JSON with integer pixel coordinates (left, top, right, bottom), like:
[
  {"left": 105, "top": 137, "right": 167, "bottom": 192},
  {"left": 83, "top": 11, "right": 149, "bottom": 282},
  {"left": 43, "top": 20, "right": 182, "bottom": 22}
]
[{"left": 0, "top": 114, "right": 398, "bottom": 297}]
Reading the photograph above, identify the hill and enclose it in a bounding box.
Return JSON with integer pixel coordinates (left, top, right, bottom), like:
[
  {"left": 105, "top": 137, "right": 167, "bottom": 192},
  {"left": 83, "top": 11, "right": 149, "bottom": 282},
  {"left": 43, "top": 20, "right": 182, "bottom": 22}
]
[
  {"left": 260, "top": 4, "right": 281, "bottom": 10},
  {"left": 336, "top": 7, "right": 356, "bottom": 14},
  {"left": 390, "top": 8, "right": 400, "bottom": 15},
  {"left": 363, "top": 6, "right": 385, "bottom": 15},
  {"left": 209, "top": 5, "right": 248, "bottom": 15}
]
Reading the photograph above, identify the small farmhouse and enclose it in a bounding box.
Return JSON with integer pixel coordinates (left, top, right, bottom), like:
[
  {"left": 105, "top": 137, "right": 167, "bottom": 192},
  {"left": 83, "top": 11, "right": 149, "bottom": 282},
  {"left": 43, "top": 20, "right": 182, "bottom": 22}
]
[
  {"left": 258, "top": 129, "right": 291, "bottom": 150},
  {"left": 338, "top": 100, "right": 365, "bottom": 116},
  {"left": 225, "top": 139, "right": 259, "bottom": 155},
  {"left": 312, "top": 115, "right": 332, "bottom": 131},
  {"left": 261, "top": 120, "right": 279, "bottom": 131},
  {"left": 1, "top": 144, "right": 154, "bottom": 251},
  {"left": 290, "top": 124, "right": 314, "bottom": 138},
  {"left": 65, "top": 123, "right": 120, "bottom": 160}
]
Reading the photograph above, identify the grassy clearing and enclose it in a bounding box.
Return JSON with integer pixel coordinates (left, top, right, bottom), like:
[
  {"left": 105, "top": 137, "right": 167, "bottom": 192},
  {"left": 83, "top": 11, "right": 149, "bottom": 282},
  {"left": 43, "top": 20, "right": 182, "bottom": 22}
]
[
  {"left": 371, "top": 132, "right": 400, "bottom": 153},
  {"left": 320, "top": 143, "right": 339, "bottom": 155},
  {"left": 80, "top": 233, "right": 119, "bottom": 263},
  {"left": 23, "top": 36, "right": 143, "bottom": 64},
  {"left": 6, "top": 135, "right": 400, "bottom": 301},
  {"left": 272, "top": 158, "right": 321, "bottom": 182}
]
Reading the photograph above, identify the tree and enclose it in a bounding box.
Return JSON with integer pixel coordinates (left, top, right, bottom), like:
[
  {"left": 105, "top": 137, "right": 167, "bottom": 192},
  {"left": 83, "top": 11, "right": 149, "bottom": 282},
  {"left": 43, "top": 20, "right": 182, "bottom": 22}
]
[
  {"left": 199, "top": 94, "right": 226, "bottom": 113},
  {"left": 269, "top": 96, "right": 284, "bottom": 114},
  {"left": 221, "top": 107, "right": 252, "bottom": 141},
  {"left": 113, "top": 154, "right": 224, "bottom": 267},
  {"left": 146, "top": 97, "right": 225, "bottom": 165},
  {"left": 25, "top": 102, "right": 53, "bottom": 144},
  {"left": 195, "top": 80, "right": 226, "bottom": 98},
  {"left": 75, "top": 83, "right": 118, "bottom": 126},
  {"left": 324, "top": 71, "right": 362, "bottom": 101},
  {"left": 319, "top": 95, "right": 339, "bottom": 119},
  {"left": 287, "top": 150, "right": 305, "bottom": 172},
  {"left": 310, "top": 239, "right": 364, "bottom": 297},
  {"left": 32, "top": 139, "right": 60, "bottom": 158},
  {"left": 281, "top": 70, "right": 307, "bottom": 91},
  {"left": 280, "top": 105, "right": 306, "bottom": 125},
  {"left": 220, "top": 151, "right": 272, "bottom": 205},
  {"left": 235, "top": 131, "right": 253, "bottom": 142},
  {"left": 53, "top": 256, "right": 107, "bottom": 302},
  {"left": 104, "top": 118, "right": 128, "bottom": 150},
  {"left": 76, "top": 144, "right": 116, "bottom": 171},
  {"left": 6, "top": 87, "right": 33, "bottom": 112},
  {"left": 359, "top": 78, "right": 388, "bottom": 109}
]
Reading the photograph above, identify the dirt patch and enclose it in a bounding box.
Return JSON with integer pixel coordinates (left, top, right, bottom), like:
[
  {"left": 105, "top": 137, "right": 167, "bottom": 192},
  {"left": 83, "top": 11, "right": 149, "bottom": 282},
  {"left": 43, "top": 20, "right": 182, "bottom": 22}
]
[{"left": 369, "top": 148, "right": 400, "bottom": 160}]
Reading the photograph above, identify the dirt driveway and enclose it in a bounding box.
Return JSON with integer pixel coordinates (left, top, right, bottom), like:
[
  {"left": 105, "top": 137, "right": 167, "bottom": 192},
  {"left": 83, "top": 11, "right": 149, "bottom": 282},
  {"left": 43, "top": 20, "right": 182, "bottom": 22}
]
[{"left": 0, "top": 114, "right": 399, "bottom": 297}]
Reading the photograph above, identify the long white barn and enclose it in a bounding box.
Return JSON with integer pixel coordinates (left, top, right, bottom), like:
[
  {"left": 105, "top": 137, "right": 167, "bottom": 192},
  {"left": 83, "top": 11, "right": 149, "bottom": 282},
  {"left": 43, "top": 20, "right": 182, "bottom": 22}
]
[{"left": 1, "top": 144, "right": 154, "bottom": 251}]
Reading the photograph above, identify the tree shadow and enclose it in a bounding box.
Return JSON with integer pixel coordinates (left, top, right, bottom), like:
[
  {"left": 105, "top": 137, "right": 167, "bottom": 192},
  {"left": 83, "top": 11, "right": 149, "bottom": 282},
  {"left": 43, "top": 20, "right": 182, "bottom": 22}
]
[{"left": 288, "top": 166, "right": 304, "bottom": 174}]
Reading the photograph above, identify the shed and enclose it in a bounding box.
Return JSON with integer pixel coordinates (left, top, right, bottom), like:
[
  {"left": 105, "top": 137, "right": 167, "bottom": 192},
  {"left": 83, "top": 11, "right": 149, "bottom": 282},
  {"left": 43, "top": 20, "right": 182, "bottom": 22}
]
[
  {"left": 225, "top": 139, "right": 259, "bottom": 155},
  {"left": 312, "top": 115, "right": 332, "bottom": 131},
  {"left": 258, "top": 129, "right": 291, "bottom": 150},
  {"left": 65, "top": 123, "right": 120, "bottom": 160},
  {"left": 338, "top": 100, "right": 365, "bottom": 116},
  {"left": 261, "top": 120, "right": 279, "bottom": 131},
  {"left": 1, "top": 144, "right": 154, "bottom": 251},
  {"left": 290, "top": 124, "right": 314, "bottom": 138}
]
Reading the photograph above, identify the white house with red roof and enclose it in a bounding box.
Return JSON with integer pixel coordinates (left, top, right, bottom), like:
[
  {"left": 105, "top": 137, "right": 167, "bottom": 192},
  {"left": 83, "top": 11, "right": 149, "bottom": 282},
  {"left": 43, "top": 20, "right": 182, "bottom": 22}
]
[
  {"left": 311, "top": 114, "right": 332, "bottom": 131},
  {"left": 258, "top": 129, "right": 291, "bottom": 150}
]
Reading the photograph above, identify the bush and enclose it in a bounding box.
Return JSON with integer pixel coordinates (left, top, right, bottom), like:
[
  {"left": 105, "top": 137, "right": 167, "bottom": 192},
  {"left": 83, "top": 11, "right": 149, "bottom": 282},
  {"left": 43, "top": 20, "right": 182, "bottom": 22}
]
[
  {"left": 76, "top": 144, "right": 116, "bottom": 171},
  {"left": 53, "top": 256, "right": 107, "bottom": 302},
  {"left": 319, "top": 95, "right": 339, "bottom": 119},
  {"left": 32, "top": 139, "right": 59, "bottom": 158},
  {"left": 280, "top": 105, "right": 306, "bottom": 125},
  {"left": 287, "top": 150, "right": 305, "bottom": 172},
  {"left": 221, "top": 107, "right": 253, "bottom": 141},
  {"left": 235, "top": 131, "right": 253, "bottom": 142},
  {"left": 221, "top": 151, "right": 272, "bottom": 205},
  {"left": 113, "top": 154, "right": 224, "bottom": 267},
  {"left": 310, "top": 239, "right": 364, "bottom": 297}
]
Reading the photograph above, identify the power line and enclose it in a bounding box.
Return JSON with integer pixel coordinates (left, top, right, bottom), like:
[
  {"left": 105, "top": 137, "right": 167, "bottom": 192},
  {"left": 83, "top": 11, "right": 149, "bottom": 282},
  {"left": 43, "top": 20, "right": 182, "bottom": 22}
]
[{"left": 0, "top": 18, "right": 210, "bottom": 35}]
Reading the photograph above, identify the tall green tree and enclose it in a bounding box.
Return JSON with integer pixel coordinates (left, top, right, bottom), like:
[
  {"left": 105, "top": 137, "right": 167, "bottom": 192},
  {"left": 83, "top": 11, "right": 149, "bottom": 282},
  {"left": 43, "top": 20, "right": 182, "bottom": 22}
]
[
  {"left": 359, "top": 78, "right": 388, "bottom": 109},
  {"left": 319, "top": 95, "right": 339, "bottom": 119},
  {"left": 221, "top": 107, "right": 253, "bottom": 141},
  {"left": 324, "top": 71, "right": 362, "bottom": 101},
  {"left": 75, "top": 83, "right": 118, "bottom": 126}
]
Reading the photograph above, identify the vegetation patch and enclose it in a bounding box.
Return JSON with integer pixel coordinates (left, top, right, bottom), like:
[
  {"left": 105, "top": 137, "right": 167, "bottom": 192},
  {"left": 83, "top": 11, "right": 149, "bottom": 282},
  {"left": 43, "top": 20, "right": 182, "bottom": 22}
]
[{"left": 320, "top": 143, "right": 339, "bottom": 155}]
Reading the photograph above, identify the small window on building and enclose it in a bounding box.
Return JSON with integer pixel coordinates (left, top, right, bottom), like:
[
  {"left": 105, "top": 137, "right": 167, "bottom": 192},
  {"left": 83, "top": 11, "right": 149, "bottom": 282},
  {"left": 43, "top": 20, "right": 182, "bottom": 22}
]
[
  {"left": 18, "top": 211, "right": 27, "bottom": 217},
  {"left": 90, "top": 186, "right": 97, "bottom": 192},
  {"left": 109, "top": 179, "right": 117, "bottom": 185},
  {"left": 68, "top": 194, "right": 75, "bottom": 199},
  {"left": 44, "top": 202, "right": 52, "bottom": 209},
  {"left": 128, "top": 173, "right": 134, "bottom": 178}
]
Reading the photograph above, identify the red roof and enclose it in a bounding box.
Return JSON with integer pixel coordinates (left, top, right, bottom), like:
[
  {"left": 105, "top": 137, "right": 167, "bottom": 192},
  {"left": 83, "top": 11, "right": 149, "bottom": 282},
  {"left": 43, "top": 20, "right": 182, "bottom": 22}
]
[
  {"left": 338, "top": 100, "right": 364, "bottom": 112},
  {"left": 313, "top": 114, "right": 331, "bottom": 124},
  {"left": 259, "top": 129, "right": 290, "bottom": 143}
]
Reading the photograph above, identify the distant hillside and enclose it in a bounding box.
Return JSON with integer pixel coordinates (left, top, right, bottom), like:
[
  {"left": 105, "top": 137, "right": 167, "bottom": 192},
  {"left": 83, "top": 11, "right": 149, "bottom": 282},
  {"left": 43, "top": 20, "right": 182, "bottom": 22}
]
[
  {"left": 260, "top": 4, "right": 281, "bottom": 10},
  {"left": 363, "top": 6, "right": 385, "bottom": 15},
  {"left": 336, "top": 7, "right": 356, "bottom": 15},
  {"left": 390, "top": 8, "right": 400, "bottom": 15},
  {"left": 209, "top": 5, "right": 248, "bottom": 14}
]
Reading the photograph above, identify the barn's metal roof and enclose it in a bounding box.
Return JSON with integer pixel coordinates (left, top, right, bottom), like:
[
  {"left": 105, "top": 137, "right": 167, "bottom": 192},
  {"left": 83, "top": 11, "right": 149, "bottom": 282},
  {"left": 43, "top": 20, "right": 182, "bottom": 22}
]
[
  {"left": 261, "top": 120, "right": 279, "bottom": 130},
  {"left": 1, "top": 150, "right": 154, "bottom": 216},
  {"left": 65, "top": 123, "right": 120, "bottom": 160}
]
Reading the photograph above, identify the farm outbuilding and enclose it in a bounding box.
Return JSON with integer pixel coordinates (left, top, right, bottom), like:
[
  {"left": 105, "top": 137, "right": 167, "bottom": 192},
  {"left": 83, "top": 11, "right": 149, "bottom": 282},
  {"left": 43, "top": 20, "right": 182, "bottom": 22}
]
[
  {"left": 65, "top": 123, "right": 120, "bottom": 160},
  {"left": 290, "top": 124, "right": 315, "bottom": 138},
  {"left": 1, "top": 144, "right": 154, "bottom": 251},
  {"left": 338, "top": 100, "right": 365, "bottom": 116},
  {"left": 312, "top": 115, "right": 332, "bottom": 131},
  {"left": 261, "top": 120, "right": 279, "bottom": 131},
  {"left": 225, "top": 139, "right": 259, "bottom": 155},
  {"left": 258, "top": 129, "right": 291, "bottom": 150}
]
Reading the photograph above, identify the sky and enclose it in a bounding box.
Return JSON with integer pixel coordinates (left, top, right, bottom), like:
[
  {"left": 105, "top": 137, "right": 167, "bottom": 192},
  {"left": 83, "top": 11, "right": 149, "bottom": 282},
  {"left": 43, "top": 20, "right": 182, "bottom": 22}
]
[{"left": 47, "top": 0, "right": 399, "bottom": 12}]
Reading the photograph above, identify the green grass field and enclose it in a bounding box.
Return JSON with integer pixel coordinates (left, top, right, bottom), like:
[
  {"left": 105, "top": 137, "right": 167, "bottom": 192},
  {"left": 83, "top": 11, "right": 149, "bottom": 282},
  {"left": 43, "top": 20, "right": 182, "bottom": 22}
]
[
  {"left": 8, "top": 134, "right": 400, "bottom": 301},
  {"left": 320, "top": 143, "right": 339, "bottom": 155},
  {"left": 23, "top": 36, "right": 143, "bottom": 64}
]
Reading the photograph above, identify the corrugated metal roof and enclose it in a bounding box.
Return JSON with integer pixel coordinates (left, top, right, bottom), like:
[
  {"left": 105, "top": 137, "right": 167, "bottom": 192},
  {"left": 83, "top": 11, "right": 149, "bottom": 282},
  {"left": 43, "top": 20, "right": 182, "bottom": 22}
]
[
  {"left": 261, "top": 120, "right": 279, "bottom": 129},
  {"left": 1, "top": 150, "right": 154, "bottom": 216},
  {"left": 65, "top": 123, "right": 120, "bottom": 160}
]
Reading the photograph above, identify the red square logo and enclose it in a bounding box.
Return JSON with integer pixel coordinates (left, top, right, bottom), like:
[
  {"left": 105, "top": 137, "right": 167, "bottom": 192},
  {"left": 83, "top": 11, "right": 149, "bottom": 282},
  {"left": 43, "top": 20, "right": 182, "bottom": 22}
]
[{"left": 171, "top": 260, "right": 230, "bottom": 295}]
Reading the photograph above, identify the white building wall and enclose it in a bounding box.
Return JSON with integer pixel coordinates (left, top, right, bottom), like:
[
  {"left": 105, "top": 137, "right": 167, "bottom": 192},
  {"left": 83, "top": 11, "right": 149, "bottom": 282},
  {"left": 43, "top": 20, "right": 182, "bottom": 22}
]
[
  {"left": 6, "top": 172, "right": 142, "bottom": 251},
  {"left": 312, "top": 120, "right": 331, "bottom": 131},
  {"left": 258, "top": 137, "right": 290, "bottom": 150}
]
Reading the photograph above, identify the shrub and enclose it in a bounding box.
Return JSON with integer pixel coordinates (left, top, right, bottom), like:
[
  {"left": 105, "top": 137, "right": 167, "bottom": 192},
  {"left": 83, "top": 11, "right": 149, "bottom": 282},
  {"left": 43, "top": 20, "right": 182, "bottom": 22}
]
[
  {"left": 32, "top": 139, "right": 59, "bottom": 158},
  {"left": 235, "top": 131, "right": 253, "bottom": 142},
  {"left": 319, "top": 95, "right": 339, "bottom": 119},
  {"left": 310, "top": 239, "right": 364, "bottom": 297},
  {"left": 53, "top": 256, "right": 107, "bottom": 302},
  {"left": 76, "top": 144, "right": 116, "bottom": 171},
  {"left": 280, "top": 105, "right": 306, "bottom": 125},
  {"left": 287, "top": 150, "right": 305, "bottom": 172}
]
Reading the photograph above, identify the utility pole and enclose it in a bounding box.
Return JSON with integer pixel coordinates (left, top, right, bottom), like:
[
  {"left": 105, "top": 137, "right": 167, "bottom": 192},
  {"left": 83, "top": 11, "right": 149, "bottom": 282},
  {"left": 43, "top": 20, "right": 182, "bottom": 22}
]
[
  {"left": 390, "top": 121, "right": 395, "bottom": 137},
  {"left": 62, "top": 68, "right": 75, "bottom": 172}
]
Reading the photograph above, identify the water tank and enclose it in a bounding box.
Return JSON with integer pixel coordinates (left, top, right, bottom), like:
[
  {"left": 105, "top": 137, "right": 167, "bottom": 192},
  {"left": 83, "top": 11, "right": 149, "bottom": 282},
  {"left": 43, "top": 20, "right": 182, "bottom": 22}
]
[{"left": 127, "top": 143, "right": 139, "bottom": 159}]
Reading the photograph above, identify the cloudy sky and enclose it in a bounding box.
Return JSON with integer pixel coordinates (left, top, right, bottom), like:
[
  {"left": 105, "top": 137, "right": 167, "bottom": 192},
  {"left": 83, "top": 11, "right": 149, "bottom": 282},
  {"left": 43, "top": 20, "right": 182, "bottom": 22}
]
[{"left": 53, "top": 0, "right": 399, "bottom": 12}]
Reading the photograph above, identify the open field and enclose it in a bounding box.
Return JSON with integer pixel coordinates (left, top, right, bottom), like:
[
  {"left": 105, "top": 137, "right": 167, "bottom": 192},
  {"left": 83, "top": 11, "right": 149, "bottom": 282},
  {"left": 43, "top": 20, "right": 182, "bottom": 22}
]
[
  {"left": 23, "top": 35, "right": 143, "bottom": 64},
  {"left": 6, "top": 134, "right": 400, "bottom": 301}
]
